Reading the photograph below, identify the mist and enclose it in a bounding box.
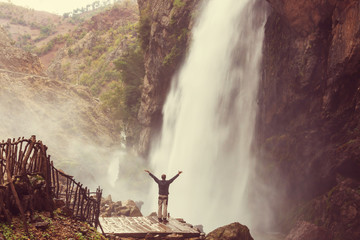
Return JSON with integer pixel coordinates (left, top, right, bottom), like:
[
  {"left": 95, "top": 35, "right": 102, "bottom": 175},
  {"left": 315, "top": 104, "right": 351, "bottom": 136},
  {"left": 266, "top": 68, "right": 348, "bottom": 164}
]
[{"left": 0, "top": 72, "right": 150, "bottom": 203}]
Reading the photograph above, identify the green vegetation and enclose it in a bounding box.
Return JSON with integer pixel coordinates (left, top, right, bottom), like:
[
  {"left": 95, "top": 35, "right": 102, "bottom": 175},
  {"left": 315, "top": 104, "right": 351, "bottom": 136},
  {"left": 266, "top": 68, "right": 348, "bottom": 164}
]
[
  {"left": 34, "top": 24, "right": 56, "bottom": 42},
  {"left": 0, "top": 223, "right": 14, "bottom": 239},
  {"left": 101, "top": 44, "right": 144, "bottom": 121},
  {"left": 138, "top": 4, "right": 151, "bottom": 51},
  {"left": 34, "top": 34, "right": 71, "bottom": 56},
  {"left": 57, "top": 16, "right": 144, "bottom": 130},
  {"left": 0, "top": 210, "right": 106, "bottom": 239},
  {"left": 10, "top": 17, "right": 27, "bottom": 26},
  {"left": 163, "top": 28, "right": 189, "bottom": 67},
  {"left": 16, "top": 34, "right": 33, "bottom": 51},
  {"left": 173, "top": 0, "right": 186, "bottom": 8}
]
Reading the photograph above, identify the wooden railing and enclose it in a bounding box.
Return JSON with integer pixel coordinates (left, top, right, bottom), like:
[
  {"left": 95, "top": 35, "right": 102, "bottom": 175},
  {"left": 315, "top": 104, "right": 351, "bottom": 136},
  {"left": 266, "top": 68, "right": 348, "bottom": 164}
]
[
  {"left": 50, "top": 164, "right": 102, "bottom": 227},
  {"left": 0, "top": 136, "right": 102, "bottom": 228}
]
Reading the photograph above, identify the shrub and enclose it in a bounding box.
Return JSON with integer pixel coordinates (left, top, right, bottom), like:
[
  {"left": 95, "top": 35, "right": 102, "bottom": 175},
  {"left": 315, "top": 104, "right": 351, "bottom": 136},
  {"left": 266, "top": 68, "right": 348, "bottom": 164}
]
[
  {"left": 138, "top": 7, "right": 151, "bottom": 51},
  {"left": 173, "top": 0, "right": 185, "bottom": 8},
  {"left": 101, "top": 44, "right": 145, "bottom": 120}
]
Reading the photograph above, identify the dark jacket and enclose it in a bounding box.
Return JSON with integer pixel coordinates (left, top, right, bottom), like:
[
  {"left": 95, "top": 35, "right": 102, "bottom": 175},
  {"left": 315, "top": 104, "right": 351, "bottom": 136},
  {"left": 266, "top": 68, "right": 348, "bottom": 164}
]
[{"left": 149, "top": 172, "right": 179, "bottom": 196}]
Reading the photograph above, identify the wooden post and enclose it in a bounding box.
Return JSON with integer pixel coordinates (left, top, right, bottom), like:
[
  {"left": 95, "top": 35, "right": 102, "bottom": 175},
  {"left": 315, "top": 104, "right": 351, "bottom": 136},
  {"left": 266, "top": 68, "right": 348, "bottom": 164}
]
[
  {"left": 5, "top": 139, "right": 29, "bottom": 236},
  {"left": 51, "top": 161, "right": 55, "bottom": 195},
  {"left": 65, "top": 178, "right": 70, "bottom": 207},
  {"left": 80, "top": 187, "right": 87, "bottom": 219},
  {"left": 95, "top": 186, "right": 102, "bottom": 228},
  {"left": 73, "top": 183, "right": 79, "bottom": 212},
  {"left": 13, "top": 141, "right": 18, "bottom": 175},
  {"left": 56, "top": 169, "right": 60, "bottom": 198},
  {"left": 0, "top": 144, "right": 3, "bottom": 184},
  {"left": 76, "top": 184, "right": 83, "bottom": 217},
  {"left": 44, "top": 153, "right": 54, "bottom": 218},
  {"left": 20, "top": 136, "right": 36, "bottom": 175}
]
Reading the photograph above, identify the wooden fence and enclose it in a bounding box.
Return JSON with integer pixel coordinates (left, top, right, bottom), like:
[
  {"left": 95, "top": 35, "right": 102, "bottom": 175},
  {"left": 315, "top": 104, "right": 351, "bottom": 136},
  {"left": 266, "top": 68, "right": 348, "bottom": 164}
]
[
  {"left": 50, "top": 164, "right": 102, "bottom": 227},
  {"left": 0, "top": 136, "right": 102, "bottom": 228}
]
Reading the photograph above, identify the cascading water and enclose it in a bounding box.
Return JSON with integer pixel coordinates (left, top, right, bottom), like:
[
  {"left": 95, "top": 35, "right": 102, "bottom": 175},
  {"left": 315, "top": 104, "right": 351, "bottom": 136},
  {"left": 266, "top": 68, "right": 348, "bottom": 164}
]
[{"left": 148, "top": 0, "right": 267, "bottom": 232}]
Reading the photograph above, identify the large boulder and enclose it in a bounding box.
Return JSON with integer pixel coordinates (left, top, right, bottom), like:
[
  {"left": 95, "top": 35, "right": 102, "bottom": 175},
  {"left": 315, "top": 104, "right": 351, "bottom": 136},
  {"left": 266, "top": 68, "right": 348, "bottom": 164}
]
[
  {"left": 100, "top": 198, "right": 143, "bottom": 217},
  {"left": 205, "top": 222, "right": 254, "bottom": 240},
  {"left": 123, "top": 200, "right": 143, "bottom": 217}
]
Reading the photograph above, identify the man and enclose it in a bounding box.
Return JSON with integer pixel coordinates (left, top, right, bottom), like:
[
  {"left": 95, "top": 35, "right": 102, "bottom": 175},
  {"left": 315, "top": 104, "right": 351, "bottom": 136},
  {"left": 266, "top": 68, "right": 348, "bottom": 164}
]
[{"left": 144, "top": 170, "right": 183, "bottom": 223}]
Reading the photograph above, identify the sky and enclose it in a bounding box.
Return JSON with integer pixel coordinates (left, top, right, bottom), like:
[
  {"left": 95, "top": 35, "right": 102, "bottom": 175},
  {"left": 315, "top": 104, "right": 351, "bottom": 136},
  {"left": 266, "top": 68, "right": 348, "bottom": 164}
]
[{"left": 0, "top": 0, "right": 108, "bottom": 15}]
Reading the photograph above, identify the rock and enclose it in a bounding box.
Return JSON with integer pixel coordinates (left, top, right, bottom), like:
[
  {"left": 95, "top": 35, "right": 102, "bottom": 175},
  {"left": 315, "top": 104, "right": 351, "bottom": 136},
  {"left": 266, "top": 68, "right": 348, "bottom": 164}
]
[
  {"left": 123, "top": 199, "right": 137, "bottom": 207},
  {"left": 285, "top": 221, "right": 332, "bottom": 240},
  {"left": 118, "top": 207, "right": 131, "bottom": 216},
  {"left": 54, "top": 199, "right": 65, "bottom": 209},
  {"left": 266, "top": 0, "right": 336, "bottom": 36},
  {"left": 100, "top": 198, "right": 143, "bottom": 217},
  {"left": 286, "top": 178, "right": 360, "bottom": 240},
  {"left": 103, "top": 195, "right": 113, "bottom": 205},
  {"left": 34, "top": 221, "right": 50, "bottom": 230},
  {"left": 61, "top": 206, "right": 74, "bottom": 217},
  {"left": 129, "top": 205, "right": 143, "bottom": 217},
  {"left": 256, "top": 0, "right": 360, "bottom": 230},
  {"left": 205, "top": 222, "right": 254, "bottom": 240}
]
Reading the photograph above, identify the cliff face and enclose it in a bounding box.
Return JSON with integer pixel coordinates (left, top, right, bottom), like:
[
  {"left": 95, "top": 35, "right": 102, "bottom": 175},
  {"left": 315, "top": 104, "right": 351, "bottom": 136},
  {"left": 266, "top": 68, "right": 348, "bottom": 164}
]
[
  {"left": 257, "top": 0, "right": 360, "bottom": 236},
  {"left": 136, "top": 0, "right": 200, "bottom": 156}
]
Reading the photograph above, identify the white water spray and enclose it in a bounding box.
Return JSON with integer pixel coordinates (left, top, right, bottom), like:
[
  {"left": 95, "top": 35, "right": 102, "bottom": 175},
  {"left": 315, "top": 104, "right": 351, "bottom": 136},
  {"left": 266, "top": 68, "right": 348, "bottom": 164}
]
[{"left": 148, "top": 0, "right": 267, "bottom": 232}]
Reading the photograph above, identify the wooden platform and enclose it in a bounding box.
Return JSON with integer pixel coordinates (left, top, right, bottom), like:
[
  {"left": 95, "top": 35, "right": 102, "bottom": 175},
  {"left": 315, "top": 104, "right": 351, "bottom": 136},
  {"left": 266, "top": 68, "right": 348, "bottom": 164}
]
[{"left": 99, "top": 216, "right": 201, "bottom": 238}]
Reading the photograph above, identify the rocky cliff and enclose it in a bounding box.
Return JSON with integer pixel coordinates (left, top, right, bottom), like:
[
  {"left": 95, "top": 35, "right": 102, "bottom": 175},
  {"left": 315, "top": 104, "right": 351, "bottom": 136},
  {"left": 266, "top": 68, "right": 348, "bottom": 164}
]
[
  {"left": 257, "top": 0, "right": 360, "bottom": 238},
  {"left": 136, "top": 0, "right": 200, "bottom": 156}
]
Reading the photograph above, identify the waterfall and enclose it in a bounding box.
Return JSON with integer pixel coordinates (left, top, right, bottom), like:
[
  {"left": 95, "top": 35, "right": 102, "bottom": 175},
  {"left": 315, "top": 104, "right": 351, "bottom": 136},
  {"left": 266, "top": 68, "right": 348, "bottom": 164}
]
[{"left": 148, "top": 0, "right": 267, "bottom": 232}]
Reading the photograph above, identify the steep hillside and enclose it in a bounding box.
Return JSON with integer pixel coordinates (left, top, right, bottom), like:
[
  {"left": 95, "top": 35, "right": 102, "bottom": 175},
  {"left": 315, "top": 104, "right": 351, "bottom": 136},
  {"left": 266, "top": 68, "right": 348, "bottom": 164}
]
[
  {"left": 0, "top": 25, "right": 123, "bottom": 188},
  {"left": 0, "top": 2, "right": 121, "bottom": 67},
  {"left": 0, "top": 28, "right": 43, "bottom": 75},
  {"left": 256, "top": 0, "right": 360, "bottom": 238},
  {"left": 136, "top": 0, "right": 201, "bottom": 156},
  {"left": 47, "top": 2, "right": 142, "bottom": 148},
  {"left": 0, "top": 2, "right": 77, "bottom": 66}
]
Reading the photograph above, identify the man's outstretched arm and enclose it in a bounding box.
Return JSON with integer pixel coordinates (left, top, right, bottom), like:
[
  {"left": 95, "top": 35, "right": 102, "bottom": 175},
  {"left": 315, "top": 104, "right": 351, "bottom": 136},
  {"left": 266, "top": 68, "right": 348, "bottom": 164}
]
[
  {"left": 144, "top": 170, "right": 160, "bottom": 183},
  {"left": 168, "top": 170, "right": 183, "bottom": 183}
]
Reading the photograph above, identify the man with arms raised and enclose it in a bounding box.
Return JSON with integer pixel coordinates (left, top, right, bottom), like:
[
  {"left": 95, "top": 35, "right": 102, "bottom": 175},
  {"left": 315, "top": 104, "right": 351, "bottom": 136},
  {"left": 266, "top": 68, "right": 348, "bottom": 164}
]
[{"left": 144, "top": 170, "right": 183, "bottom": 223}]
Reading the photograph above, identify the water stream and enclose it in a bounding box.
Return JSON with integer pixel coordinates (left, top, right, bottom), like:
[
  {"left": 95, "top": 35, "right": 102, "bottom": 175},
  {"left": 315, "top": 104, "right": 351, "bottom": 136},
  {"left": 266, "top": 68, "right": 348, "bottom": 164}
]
[{"left": 148, "top": 0, "right": 267, "bottom": 233}]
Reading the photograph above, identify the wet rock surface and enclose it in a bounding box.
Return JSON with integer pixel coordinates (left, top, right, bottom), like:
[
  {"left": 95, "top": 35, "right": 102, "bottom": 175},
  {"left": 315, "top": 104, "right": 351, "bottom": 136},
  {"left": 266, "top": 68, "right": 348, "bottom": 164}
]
[
  {"left": 284, "top": 178, "right": 360, "bottom": 240},
  {"left": 285, "top": 221, "right": 332, "bottom": 240},
  {"left": 257, "top": 0, "right": 360, "bottom": 227}
]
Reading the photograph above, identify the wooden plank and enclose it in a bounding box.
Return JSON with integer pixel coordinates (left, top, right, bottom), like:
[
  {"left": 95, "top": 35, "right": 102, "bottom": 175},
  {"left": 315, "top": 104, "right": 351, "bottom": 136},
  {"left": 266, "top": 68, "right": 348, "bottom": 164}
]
[{"left": 99, "top": 216, "right": 201, "bottom": 238}]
